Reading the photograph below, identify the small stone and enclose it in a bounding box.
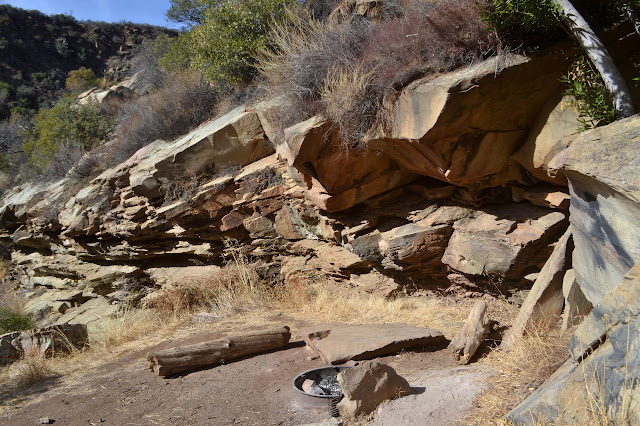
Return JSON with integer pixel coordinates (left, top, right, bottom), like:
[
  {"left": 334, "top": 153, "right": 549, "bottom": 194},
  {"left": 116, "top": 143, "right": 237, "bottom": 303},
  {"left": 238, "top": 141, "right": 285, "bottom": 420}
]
[
  {"left": 37, "top": 418, "right": 54, "bottom": 424},
  {"left": 302, "top": 379, "right": 316, "bottom": 393}
]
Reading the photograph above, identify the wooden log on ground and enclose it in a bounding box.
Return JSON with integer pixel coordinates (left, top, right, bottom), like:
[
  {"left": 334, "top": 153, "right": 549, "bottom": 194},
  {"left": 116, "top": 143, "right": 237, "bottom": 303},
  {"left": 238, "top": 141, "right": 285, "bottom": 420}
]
[{"left": 147, "top": 326, "right": 291, "bottom": 377}]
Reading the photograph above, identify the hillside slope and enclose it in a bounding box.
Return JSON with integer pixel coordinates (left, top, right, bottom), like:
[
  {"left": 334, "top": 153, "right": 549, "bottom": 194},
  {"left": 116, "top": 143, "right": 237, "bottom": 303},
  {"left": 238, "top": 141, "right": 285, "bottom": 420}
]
[{"left": 0, "top": 4, "right": 177, "bottom": 120}]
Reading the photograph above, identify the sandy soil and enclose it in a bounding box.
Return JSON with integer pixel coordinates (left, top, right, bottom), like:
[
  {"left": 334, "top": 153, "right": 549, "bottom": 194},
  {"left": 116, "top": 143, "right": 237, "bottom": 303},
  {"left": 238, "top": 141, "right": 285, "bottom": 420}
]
[{"left": 0, "top": 313, "right": 487, "bottom": 426}]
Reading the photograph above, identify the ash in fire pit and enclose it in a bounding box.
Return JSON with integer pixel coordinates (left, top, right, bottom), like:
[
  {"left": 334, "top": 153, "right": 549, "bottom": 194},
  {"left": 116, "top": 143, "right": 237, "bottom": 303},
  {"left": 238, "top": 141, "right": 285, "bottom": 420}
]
[
  {"left": 293, "top": 366, "right": 351, "bottom": 416},
  {"left": 303, "top": 375, "right": 342, "bottom": 396}
]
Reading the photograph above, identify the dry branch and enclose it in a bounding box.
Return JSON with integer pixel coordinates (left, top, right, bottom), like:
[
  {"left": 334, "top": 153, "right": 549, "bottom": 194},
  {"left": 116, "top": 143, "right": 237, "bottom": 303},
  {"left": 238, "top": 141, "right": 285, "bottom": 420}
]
[{"left": 147, "top": 326, "right": 291, "bottom": 377}]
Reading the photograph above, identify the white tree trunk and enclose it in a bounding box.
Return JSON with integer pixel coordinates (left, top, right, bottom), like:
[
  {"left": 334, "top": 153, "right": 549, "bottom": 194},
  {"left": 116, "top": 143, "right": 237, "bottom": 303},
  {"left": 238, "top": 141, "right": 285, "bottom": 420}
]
[{"left": 553, "top": 0, "right": 636, "bottom": 118}]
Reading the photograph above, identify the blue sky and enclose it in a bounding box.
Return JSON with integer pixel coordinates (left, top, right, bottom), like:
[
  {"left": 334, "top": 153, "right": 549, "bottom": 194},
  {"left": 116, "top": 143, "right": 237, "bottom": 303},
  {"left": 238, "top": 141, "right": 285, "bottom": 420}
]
[{"left": 2, "top": 0, "right": 181, "bottom": 29}]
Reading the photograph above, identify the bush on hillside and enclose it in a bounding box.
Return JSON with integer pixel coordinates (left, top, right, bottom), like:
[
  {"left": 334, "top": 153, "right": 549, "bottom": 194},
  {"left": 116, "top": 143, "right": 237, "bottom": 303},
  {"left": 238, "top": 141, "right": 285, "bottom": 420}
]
[
  {"left": 65, "top": 67, "right": 101, "bottom": 93},
  {"left": 0, "top": 307, "right": 35, "bottom": 334},
  {"left": 105, "top": 71, "right": 220, "bottom": 167},
  {"left": 23, "top": 95, "right": 114, "bottom": 172},
  {"left": 165, "top": 0, "right": 295, "bottom": 84},
  {"left": 260, "top": 0, "right": 501, "bottom": 146}
]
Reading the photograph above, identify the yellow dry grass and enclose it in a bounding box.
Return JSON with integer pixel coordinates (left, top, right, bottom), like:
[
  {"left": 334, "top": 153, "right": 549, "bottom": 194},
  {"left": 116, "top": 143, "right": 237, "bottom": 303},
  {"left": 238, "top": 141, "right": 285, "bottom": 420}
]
[
  {"left": 1, "top": 354, "right": 56, "bottom": 388},
  {"left": 90, "top": 308, "right": 160, "bottom": 352},
  {"left": 461, "top": 322, "right": 573, "bottom": 424}
]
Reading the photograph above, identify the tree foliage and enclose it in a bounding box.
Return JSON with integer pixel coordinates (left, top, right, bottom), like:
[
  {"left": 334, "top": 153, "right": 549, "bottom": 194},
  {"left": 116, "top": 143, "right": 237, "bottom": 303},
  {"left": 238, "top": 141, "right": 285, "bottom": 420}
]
[
  {"left": 23, "top": 96, "right": 114, "bottom": 171},
  {"left": 165, "top": 0, "right": 294, "bottom": 83},
  {"left": 481, "top": 0, "right": 636, "bottom": 122}
]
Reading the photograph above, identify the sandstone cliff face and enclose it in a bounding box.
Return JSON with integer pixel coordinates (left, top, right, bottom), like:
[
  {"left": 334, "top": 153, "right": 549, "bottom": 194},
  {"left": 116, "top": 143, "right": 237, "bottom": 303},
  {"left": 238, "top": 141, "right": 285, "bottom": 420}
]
[{"left": 0, "top": 52, "right": 583, "bottom": 333}]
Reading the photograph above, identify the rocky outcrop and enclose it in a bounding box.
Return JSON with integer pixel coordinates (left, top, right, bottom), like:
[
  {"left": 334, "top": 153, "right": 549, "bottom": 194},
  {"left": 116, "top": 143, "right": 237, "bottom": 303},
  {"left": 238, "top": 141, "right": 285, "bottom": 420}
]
[
  {"left": 0, "top": 52, "right": 581, "bottom": 334},
  {"left": 507, "top": 262, "right": 640, "bottom": 425},
  {"left": 549, "top": 114, "right": 640, "bottom": 306},
  {"left": 367, "top": 53, "right": 570, "bottom": 190},
  {"left": 77, "top": 71, "right": 153, "bottom": 107}
]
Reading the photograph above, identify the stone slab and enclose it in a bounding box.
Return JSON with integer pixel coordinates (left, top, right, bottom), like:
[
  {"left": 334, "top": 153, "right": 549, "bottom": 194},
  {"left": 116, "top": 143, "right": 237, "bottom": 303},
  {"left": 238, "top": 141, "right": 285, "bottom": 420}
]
[{"left": 301, "top": 323, "right": 446, "bottom": 365}]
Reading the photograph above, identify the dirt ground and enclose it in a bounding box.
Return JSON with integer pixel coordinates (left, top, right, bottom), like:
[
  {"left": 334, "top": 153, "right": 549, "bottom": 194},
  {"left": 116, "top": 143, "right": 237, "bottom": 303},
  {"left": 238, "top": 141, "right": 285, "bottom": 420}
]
[{"left": 0, "top": 312, "right": 488, "bottom": 426}]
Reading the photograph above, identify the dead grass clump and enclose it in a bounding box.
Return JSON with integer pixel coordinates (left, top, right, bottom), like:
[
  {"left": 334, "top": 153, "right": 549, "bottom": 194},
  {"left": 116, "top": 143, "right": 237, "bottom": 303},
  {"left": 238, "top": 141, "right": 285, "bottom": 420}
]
[
  {"left": 466, "top": 323, "right": 572, "bottom": 422},
  {"left": 149, "top": 241, "right": 276, "bottom": 318},
  {"left": 259, "top": 9, "right": 369, "bottom": 138},
  {"left": 260, "top": 0, "right": 501, "bottom": 147},
  {"left": 6, "top": 354, "right": 56, "bottom": 387},
  {"left": 91, "top": 308, "right": 159, "bottom": 351},
  {"left": 321, "top": 63, "right": 381, "bottom": 147},
  {"left": 105, "top": 71, "right": 220, "bottom": 167}
]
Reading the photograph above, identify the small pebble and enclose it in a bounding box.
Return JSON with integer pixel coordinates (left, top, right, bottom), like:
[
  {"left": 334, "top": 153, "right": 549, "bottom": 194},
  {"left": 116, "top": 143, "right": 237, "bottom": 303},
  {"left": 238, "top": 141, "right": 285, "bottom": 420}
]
[{"left": 37, "top": 418, "right": 54, "bottom": 425}]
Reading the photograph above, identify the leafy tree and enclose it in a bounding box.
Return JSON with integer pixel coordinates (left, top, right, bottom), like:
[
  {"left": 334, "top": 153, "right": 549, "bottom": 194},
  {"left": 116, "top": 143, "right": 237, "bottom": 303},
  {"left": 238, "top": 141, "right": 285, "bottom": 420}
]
[
  {"left": 482, "top": 0, "right": 636, "bottom": 120},
  {"left": 166, "top": 0, "right": 210, "bottom": 25},
  {"left": 166, "top": 0, "right": 294, "bottom": 83},
  {"left": 23, "top": 96, "right": 113, "bottom": 171}
]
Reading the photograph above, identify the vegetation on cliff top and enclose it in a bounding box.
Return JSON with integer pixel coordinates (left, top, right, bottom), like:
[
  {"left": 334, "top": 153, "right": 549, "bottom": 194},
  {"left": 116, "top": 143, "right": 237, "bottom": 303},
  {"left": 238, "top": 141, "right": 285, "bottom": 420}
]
[{"left": 0, "top": 0, "right": 638, "bottom": 190}]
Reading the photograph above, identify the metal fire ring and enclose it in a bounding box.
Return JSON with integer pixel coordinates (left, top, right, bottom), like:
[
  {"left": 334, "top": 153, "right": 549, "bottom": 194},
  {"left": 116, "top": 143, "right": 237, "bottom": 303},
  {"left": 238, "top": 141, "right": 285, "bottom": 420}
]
[{"left": 292, "top": 366, "right": 351, "bottom": 417}]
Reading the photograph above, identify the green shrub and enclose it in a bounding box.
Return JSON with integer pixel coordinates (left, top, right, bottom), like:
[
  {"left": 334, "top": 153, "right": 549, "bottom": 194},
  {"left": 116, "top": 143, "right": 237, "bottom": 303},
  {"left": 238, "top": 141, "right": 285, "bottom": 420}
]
[
  {"left": 23, "top": 96, "right": 114, "bottom": 172},
  {"left": 166, "top": 0, "right": 294, "bottom": 83},
  {"left": 0, "top": 308, "right": 35, "bottom": 334},
  {"left": 562, "top": 55, "right": 617, "bottom": 131},
  {"left": 478, "top": 0, "right": 559, "bottom": 32},
  {"left": 65, "top": 67, "right": 100, "bottom": 93}
]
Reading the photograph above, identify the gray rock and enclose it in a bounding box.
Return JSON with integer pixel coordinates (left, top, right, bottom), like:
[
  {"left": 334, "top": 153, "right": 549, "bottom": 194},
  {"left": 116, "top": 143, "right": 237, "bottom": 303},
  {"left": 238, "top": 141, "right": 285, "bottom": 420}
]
[
  {"left": 337, "top": 361, "right": 412, "bottom": 418},
  {"left": 11, "top": 323, "right": 88, "bottom": 357},
  {"left": 507, "top": 262, "right": 640, "bottom": 425},
  {"left": 302, "top": 323, "right": 446, "bottom": 365},
  {"left": 549, "top": 114, "right": 640, "bottom": 306},
  {"left": 561, "top": 268, "right": 592, "bottom": 331},
  {"left": 442, "top": 204, "right": 567, "bottom": 280},
  {"left": 501, "top": 228, "right": 573, "bottom": 350},
  {"left": 0, "top": 331, "right": 21, "bottom": 366}
]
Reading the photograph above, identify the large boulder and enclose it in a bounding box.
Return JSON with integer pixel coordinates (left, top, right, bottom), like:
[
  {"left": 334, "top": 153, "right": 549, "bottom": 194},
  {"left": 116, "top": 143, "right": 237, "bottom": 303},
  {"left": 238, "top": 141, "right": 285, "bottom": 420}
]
[
  {"left": 501, "top": 228, "right": 573, "bottom": 349},
  {"left": 507, "top": 262, "right": 640, "bottom": 425},
  {"left": 549, "top": 115, "right": 640, "bottom": 305},
  {"left": 337, "top": 361, "right": 412, "bottom": 418},
  {"left": 367, "top": 53, "right": 570, "bottom": 190},
  {"left": 441, "top": 204, "right": 567, "bottom": 280}
]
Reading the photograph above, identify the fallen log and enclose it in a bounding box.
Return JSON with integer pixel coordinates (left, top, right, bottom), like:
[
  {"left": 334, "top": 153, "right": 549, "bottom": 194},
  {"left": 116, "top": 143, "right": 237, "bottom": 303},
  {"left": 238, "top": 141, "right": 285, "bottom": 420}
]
[{"left": 147, "top": 326, "right": 291, "bottom": 377}]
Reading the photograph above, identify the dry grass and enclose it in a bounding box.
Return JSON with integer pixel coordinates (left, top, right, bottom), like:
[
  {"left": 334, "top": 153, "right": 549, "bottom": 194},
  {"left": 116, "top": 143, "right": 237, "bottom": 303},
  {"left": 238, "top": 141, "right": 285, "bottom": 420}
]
[
  {"left": 281, "top": 286, "right": 514, "bottom": 340},
  {"left": 463, "top": 322, "right": 573, "bottom": 423},
  {"left": 259, "top": 0, "right": 501, "bottom": 146},
  {"left": 2, "top": 354, "right": 56, "bottom": 387},
  {"left": 90, "top": 308, "right": 160, "bottom": 352},
  {"left": 147, "top": 241, "right": 275, "bottom": 318}
]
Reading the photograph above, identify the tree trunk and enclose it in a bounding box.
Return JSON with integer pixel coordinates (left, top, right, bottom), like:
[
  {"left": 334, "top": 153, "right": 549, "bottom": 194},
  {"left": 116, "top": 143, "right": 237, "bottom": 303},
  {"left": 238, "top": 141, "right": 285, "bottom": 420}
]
[
  {"left": 147, "top": 326, "right": 291, "bottom": 377},
  {"left": 553, "top": 0, "right": 636, "bottom": 119}
]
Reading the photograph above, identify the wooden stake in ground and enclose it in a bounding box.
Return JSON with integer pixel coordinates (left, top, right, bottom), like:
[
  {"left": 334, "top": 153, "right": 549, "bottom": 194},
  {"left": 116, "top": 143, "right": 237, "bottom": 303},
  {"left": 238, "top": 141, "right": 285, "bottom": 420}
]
[
  {"left": 449, "top": 301, "right": 491, "bottom": 365},
  {"left": 147, "top": 326, "right": 291, "bottom": 377}
]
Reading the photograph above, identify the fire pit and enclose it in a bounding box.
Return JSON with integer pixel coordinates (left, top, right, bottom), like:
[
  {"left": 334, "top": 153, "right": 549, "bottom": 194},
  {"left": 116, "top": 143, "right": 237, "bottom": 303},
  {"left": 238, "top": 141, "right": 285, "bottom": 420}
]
[{"left": 293, "top": 366, "right": 351, "bottom": 417}]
